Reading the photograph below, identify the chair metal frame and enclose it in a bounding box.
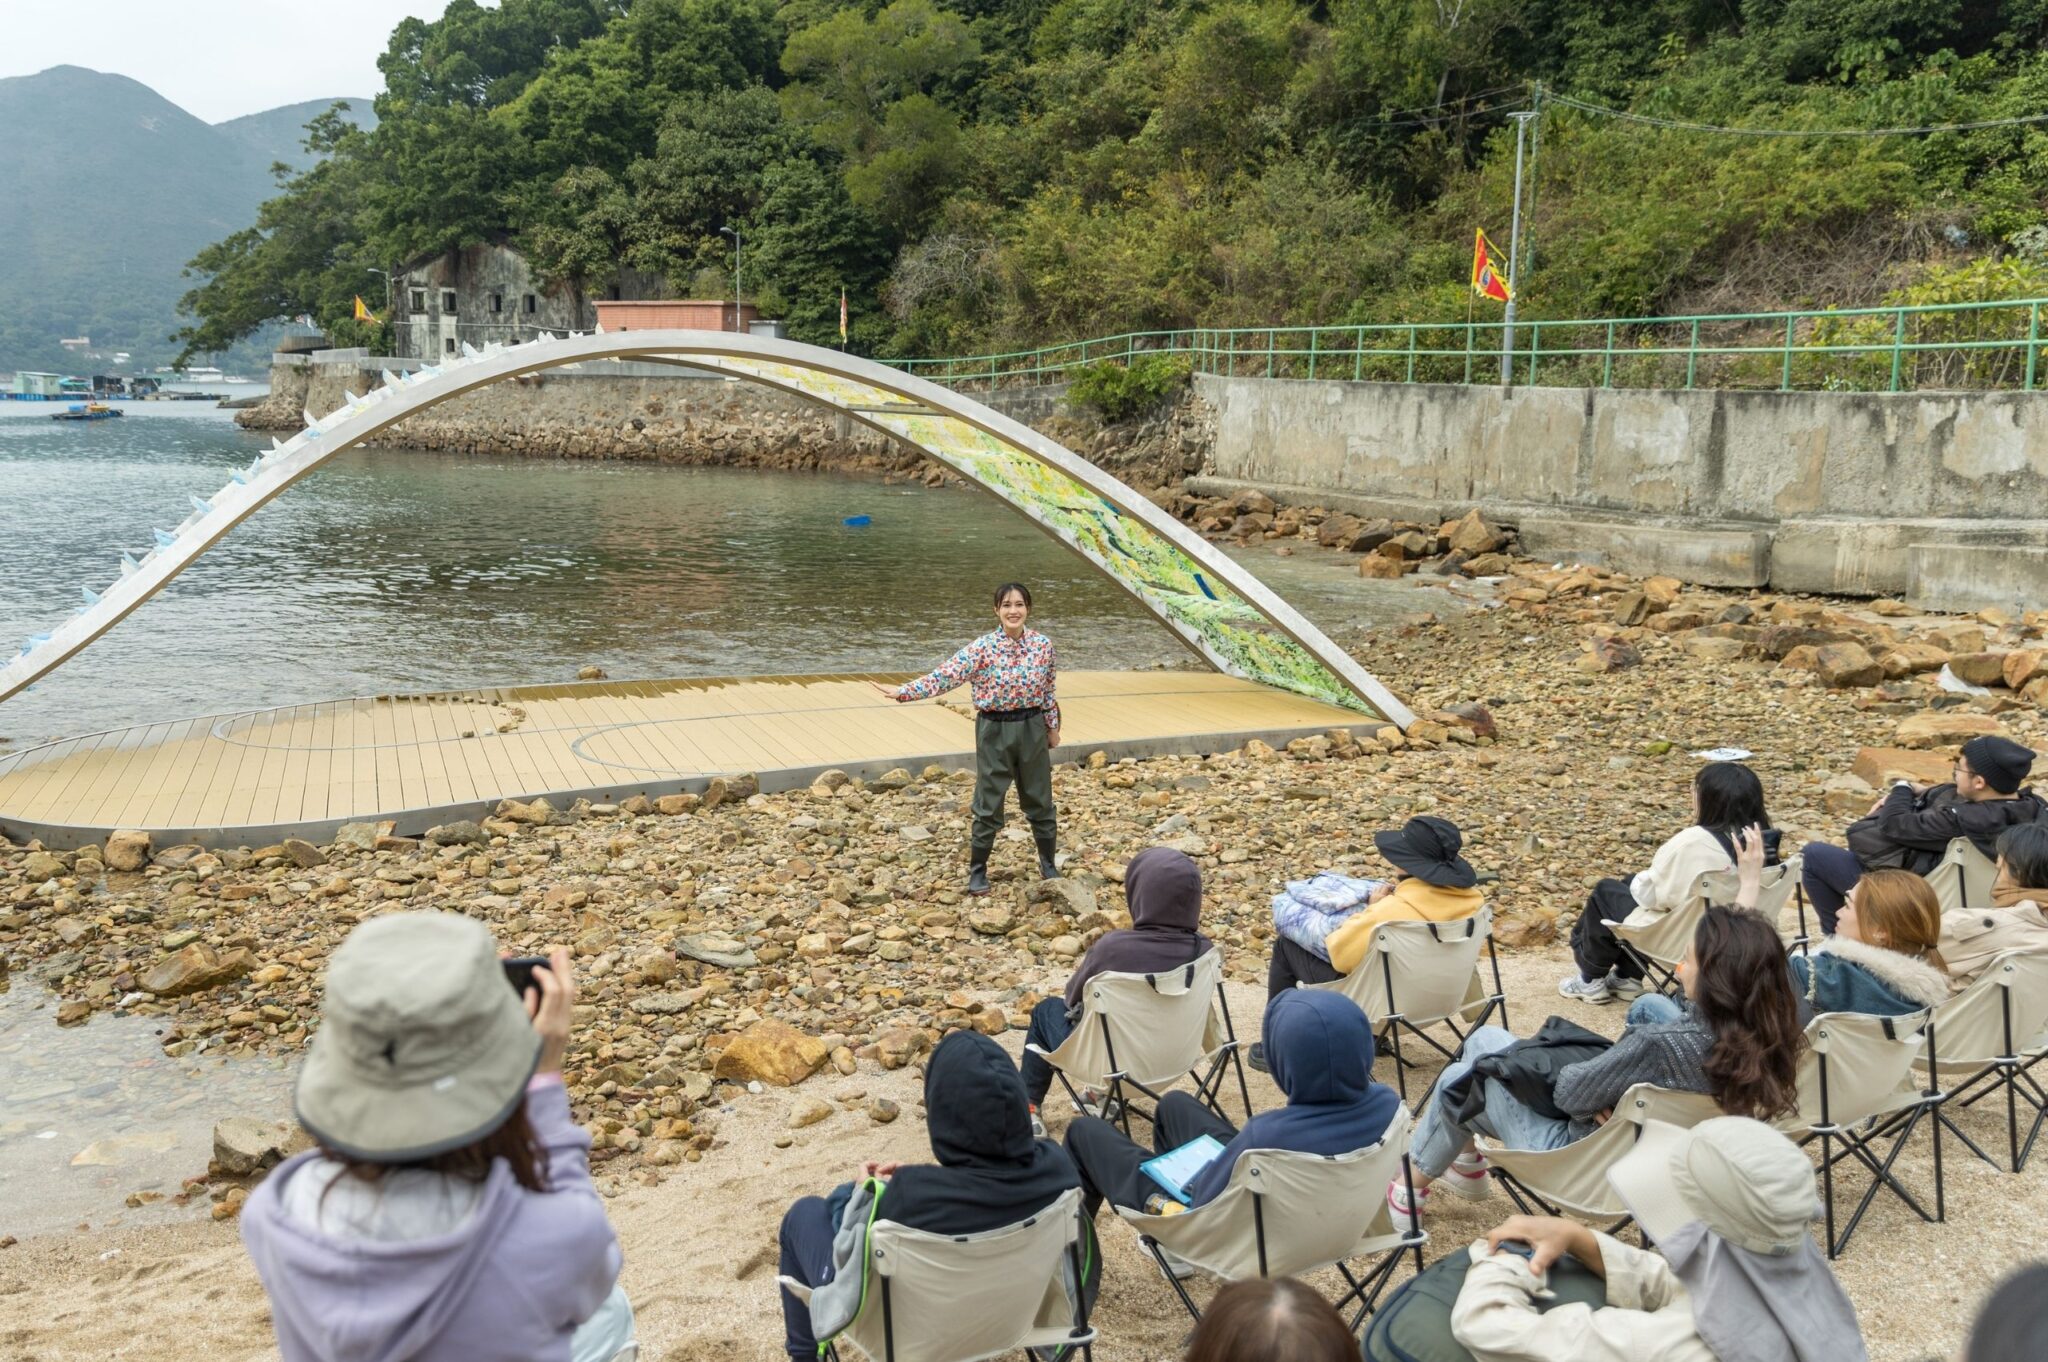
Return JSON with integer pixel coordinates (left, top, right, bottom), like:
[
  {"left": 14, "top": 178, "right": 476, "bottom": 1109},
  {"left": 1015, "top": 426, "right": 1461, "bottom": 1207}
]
[
  {"left": 1311, "top": 907, "right": 1508, "bottom": 1102},
  {"left": 1917, "top": 951, "right": 2048, "bottom": 1176},
  {"left": 1477, "top": 1083, "right": 1723, "bottom": 1237},
  {"left": 1031, "top": 951, "right": 1253, "bottom": 1139},
  {"left": 1612, "top": 857, "right": 1806, "bottom": 996},
  {"left": 1786, "top": 1008, "right": 1942, "bottom": 1259}
]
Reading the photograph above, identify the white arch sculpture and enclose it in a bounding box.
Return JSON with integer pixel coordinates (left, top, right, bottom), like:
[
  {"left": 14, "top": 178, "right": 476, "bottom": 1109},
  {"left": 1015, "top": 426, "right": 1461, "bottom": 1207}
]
[{"left": 0, "top": 331, "right": 1412, "bottom": 727}]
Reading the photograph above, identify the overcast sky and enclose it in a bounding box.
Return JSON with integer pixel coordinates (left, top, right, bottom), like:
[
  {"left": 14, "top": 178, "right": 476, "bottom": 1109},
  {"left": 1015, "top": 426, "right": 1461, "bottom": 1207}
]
[{"left": 0, "top": 1, "right": 472, "bottom": 122}]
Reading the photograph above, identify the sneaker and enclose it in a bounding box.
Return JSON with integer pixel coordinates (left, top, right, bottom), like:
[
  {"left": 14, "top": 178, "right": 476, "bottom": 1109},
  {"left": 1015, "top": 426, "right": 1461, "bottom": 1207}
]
[
  {"left": 1029, "top": 1105, "right": 1047, "bottom": 1139},
  {"left": 1606, "top": 973, "right": 1646, "bottom": 1002},
  {"left": 1557, "top": 972, "right": 1612, "bottom": 1004},
  {"left": 1438, "top": 1153, "right": 1493, "bottom": 1202},
  {"left": 1247, "top": 1041, "right": 1269, "bottom": 1073},
  {"left": 1076, "top": 1088, "right": 1122, "bottom": 1123},
  {"left": 1386, "top": 1178, "right": 1426, "bottom": 1234}
]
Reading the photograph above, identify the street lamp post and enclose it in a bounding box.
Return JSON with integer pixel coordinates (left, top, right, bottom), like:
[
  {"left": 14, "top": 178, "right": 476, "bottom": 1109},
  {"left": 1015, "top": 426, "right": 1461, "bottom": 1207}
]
[{"left": 719, "top": 226, "right": 742, "bottom": 332}]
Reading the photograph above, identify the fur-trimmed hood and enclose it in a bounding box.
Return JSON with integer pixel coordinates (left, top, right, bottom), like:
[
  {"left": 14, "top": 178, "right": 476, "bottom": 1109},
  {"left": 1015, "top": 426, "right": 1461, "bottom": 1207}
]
[{"left": 1803, "top": 934, "right": 1950, "bottom": 1011}]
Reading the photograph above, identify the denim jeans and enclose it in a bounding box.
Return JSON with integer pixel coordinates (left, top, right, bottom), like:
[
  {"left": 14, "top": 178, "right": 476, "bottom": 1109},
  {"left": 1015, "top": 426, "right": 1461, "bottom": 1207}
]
[
  {"left": 1409, "top": 1025, "right": 1572, "bottom": 1176},
  {"left": 1626, "top": 993, "right": 1685, "bottom": 1027}
]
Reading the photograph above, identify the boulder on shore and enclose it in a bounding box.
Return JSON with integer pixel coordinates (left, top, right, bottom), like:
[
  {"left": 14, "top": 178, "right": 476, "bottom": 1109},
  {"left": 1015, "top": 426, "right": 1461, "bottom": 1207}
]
[
  {"left": 140, "top": 943, "right": 254, "bottom": 997},
  {"left": 712, "top": 1019, "right": 828, "bottom": 1087}
]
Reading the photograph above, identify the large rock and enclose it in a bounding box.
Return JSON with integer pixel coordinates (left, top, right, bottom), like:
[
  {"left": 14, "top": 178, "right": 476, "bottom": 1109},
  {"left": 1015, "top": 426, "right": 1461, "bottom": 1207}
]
[
  {"left": 1445, "top": 509, "right": 1508, "bottom": 556},
  {"left": 1756, "top": 624, "right": 1851, "bottom": 660},
  {"left": 1851, "top": 747, "right": 1956, "bottom": 788},
  {"left": 1315, "top": 513, "right": 1361, "bottom": 549},
  {"left": 674, "top": 931, "right": 757, "bottom": 969},
  {"left": 1814, "top": 642, "right": 1882, "bottom": 689},
  {"left": 103, "top": 830, "right": 152, "bottom": 872},
  {"left": 873, "top": 1026, "right": 933, "bottom": 1071},
  {"left": 1895, "top": 712, "right": 2006, "bottom": 749},
  {"left": 1879, "top": 642, "right": 1950, "bottom": 679},
  {"left": 712, "top": 1019, "right": 828, "bottom": 1087},
  {"left": 1025, "top": 878, "right": 1097, "bottom": 915},
  {"left": 140, "top": 943, "right": 254, "bottom": 997},
  {"left": 212, "top": 1117, "right": 293, "bottom": 1176},
  {"left": 2004, "top": 651, "right": 2048, "bottom": 693},
  {"left": 22, "top": 850, "right": 67, "bottom": 880},
  {"left": 1357, "top": 554, "right": 1408, "bottom": 579},
  {"left": 1949, "top": 652, "right": 2012, "bottom": 688},
  {"left": 426, "top": 820, "right": 487, "bottom": 847},
  {"left": 1575, "top": 637, "right": 1641, "bottom": 674}
]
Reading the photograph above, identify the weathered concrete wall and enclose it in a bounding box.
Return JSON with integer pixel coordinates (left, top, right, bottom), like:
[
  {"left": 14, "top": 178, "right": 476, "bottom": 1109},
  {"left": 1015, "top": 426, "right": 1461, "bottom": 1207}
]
[{"left": 1193, "top": 375, "right": 2048, "bottom": 609}]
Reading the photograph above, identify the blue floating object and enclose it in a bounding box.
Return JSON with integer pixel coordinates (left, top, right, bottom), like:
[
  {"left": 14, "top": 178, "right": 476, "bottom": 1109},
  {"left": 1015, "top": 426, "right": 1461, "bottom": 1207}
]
[{"left": 842, "top": 515, "right": 872, "bottom": 527}]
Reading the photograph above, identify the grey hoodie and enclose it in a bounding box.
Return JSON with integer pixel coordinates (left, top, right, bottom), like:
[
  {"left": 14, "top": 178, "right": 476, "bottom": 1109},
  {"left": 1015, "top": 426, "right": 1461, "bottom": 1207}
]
[{"left": 240, "top": 1080, "right": 621, "bottom": 1362}]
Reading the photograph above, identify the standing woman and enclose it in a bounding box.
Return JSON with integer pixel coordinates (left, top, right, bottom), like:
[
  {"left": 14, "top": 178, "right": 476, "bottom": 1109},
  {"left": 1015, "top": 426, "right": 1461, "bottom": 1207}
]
[{"left": 874, "top": 583, "right": 1060, "bottom": 895}]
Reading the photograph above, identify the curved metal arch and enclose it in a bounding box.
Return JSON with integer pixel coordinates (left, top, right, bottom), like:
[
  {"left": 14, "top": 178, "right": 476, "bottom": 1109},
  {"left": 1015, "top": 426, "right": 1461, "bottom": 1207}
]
[{"left": 0, "top": 331, "right": 1412, "bottom": 726}]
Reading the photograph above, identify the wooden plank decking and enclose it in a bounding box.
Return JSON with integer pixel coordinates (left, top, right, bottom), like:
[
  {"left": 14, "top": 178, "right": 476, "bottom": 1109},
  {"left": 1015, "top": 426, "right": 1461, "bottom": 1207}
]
[{"left": 0, "top": 672, "right": 1377, "bottom": 848}]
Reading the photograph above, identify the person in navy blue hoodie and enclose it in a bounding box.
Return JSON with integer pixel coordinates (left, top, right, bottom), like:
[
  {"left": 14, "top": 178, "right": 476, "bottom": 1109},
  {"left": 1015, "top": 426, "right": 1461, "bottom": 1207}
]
[{"left": 1063, "top": 988, "right": 1399, "bottom": 1220}]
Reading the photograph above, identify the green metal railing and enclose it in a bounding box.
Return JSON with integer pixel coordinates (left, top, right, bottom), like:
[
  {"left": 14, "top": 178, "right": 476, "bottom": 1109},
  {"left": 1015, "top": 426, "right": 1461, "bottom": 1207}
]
[{"left": 880, "top": 297, "right": 2048, "bottom": 394}]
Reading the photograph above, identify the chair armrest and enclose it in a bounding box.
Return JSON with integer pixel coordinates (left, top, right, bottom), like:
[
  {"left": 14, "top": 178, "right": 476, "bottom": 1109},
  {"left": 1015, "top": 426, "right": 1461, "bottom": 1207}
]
[{"left": 774, "top": 1275, "right": 814, "bottom": 1305}]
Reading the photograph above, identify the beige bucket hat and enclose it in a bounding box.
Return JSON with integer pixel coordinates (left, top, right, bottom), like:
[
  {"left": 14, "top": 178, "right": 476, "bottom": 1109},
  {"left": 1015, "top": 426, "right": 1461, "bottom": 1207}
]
[
  {"left": 1607, "top": 1117, "right": 1820, "bottom": 1256},
  {"left": 295, "top": 911, "right": 539, "bottom": 1161}
]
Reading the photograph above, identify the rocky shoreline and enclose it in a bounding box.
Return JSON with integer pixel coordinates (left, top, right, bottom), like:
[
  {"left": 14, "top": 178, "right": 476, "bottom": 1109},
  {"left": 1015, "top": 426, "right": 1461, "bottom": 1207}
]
[{"left": 5, "top": 546, "right": 2044, "bottom": 1222}]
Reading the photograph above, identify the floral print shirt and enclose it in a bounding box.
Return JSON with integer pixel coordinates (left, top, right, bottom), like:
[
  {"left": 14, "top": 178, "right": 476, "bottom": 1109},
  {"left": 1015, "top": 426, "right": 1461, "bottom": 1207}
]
[{"left": 896, "top": 628, "right": 1060, "bottom": 730}]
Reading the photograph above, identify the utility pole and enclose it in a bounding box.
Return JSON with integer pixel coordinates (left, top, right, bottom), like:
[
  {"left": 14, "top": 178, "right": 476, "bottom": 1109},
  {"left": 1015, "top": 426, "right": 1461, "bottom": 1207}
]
[
  {"left": 1501, "top": 108, "right": 1536, "bottom": 386},
  {"left": 719, "top": 226, "right": 742, "bottom": 331}
]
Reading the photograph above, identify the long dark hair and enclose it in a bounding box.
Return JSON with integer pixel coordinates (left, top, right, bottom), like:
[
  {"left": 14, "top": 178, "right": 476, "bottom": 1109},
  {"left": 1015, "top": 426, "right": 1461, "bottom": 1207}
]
[
  {"left": 320, "top": 1105, "right": 549, "bottom": 1201},
  {"left": 1695, "top": 762, "right": 1769, "bottom": 839},
  {"left": 1998, "top": 822, "right": 2048, "bottom": 891},
  {"left": 1691, "top": 906, "right": 1804, "bottom": 1121},
  {"left": 1185, "top": 1279, "right": 1356, "bottom": 1362}
]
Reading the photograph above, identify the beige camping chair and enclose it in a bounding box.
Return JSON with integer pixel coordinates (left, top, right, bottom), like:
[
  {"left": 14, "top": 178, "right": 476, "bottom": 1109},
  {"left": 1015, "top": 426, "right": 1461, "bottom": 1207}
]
[
  {"left": 1114, "top": 1106, "right": 1425, "bottom": 1332},
  {"left": 778, "top": 1187, "right": 1096, "bottom": 1362},
  {"left": 1917, "top": 950, "right": 2048, "bottom": 1176},
  {"left": 1927, "top": 837, "right": 1999, "bottom": 913},
  {"left": 1473, "top": 1083, "right": 1723, "bottom": 1227},
  {"left": 1027, "top": 948, "right": 1251, "bottom": 1135},
  {"left": 1610, "top": 855, "right": 1807, "bottom": 993},
  {"left": 1778, "top": 1007, "right": 1938, "bottom": 1258},
  {"left": 1309, "top": 905, "right": 1506, "bottom": 1100}
]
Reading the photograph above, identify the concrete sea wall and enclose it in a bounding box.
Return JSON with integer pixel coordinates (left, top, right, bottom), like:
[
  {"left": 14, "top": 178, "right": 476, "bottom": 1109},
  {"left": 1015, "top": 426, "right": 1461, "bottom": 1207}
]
[{"left": 1190, "top": 375, "right": 2048, "bottom": 609}]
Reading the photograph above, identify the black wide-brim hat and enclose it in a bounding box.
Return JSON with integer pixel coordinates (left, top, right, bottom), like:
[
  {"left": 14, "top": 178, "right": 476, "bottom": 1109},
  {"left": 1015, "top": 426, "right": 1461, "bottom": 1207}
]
[{"left": 1374, "top": 815, "right": 1477, "bottom": 889}]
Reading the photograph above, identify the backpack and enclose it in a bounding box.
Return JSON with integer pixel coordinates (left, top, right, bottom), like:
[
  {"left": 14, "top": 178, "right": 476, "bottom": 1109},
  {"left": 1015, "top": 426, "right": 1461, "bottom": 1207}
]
[{"left": 1362, "top": 1244, "right": 1608, "bottom": 1362}]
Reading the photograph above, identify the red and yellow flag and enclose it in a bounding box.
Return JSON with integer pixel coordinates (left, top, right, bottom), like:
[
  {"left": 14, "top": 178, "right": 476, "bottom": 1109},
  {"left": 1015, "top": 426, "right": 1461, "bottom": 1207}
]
[
  {"left": 352, "top": 295, "right": 380, "bottom": 324},
  {"left": 1470, "top": 229, "right": 1512, "bottom": 303}
]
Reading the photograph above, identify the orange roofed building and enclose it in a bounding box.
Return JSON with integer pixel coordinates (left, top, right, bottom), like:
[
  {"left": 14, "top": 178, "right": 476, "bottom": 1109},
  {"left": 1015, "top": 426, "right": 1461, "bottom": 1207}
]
[{"left": 595, "top": 300, "right": 760, "bottom": 333}]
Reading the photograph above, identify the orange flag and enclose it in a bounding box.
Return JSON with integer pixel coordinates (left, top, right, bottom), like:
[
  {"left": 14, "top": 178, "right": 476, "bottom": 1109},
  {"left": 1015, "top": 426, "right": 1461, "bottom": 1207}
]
[
  {"left": 352, "top": 295, "right": 380, "bottom": 324},
  {"left": 1470, "top": 230, "right": 1511, "bottom": 303}
]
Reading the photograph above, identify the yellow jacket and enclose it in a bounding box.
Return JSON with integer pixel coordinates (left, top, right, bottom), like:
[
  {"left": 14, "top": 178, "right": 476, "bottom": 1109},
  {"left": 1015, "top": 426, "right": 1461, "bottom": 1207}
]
[{"left": 1326, "top": 877, "right": 1487, "bottom": 975}]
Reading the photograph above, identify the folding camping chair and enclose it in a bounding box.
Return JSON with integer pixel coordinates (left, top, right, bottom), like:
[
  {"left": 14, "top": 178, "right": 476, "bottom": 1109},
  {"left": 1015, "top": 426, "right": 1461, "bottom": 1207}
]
[
  {"left": 1026, "top": 948, "right": 1251, "bottom": 1137},
  {"left": 1779, "top": 1007, "right": 1939, "bottom": 1258},
  {"left": 778, "top": 1187, "right": 1096, "bottom": 1362},
  {"left": 1114, "top": 1106, "right": 1427, "bottom": 1333},
  {"left": 1309, "top": 905, "right": 1507, "bottom": 1100},
  {"left": 1611, "top": 855, "right": 1806, "bottom": 995},
  {"left": 1927, "top": 837, "right": 1999, "bottom": 913},
  {"left": 1917, "top": 949, "right": 2048, "bottom": 1175},
  {"left": 1474, "top": 1083, "right": 1723, "bottom": 1232}
]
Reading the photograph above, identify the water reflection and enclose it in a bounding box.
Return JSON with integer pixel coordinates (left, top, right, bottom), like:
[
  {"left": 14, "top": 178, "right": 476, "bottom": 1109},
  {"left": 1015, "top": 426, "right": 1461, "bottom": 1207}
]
[{"left": 0, "top": 981, "right": 295, "bottom": 1238}]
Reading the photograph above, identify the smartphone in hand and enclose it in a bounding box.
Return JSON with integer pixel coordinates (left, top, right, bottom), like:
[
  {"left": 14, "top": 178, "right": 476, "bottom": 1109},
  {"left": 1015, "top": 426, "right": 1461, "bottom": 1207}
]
[{"left": 502, "top": 956, "right": 549, "bottom": 1000}]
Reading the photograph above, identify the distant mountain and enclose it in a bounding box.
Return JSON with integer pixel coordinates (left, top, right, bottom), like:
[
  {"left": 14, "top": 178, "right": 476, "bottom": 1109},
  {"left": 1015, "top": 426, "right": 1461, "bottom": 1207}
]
[
  {"left": 0, "top": 67, "right": 371, "bottom": 374},
  {"left": 215, "top": 96, "right": 378, "bottom": 174}
]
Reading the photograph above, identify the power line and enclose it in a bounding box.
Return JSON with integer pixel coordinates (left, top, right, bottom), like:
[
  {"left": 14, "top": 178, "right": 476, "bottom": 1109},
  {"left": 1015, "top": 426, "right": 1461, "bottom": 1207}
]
[{"left": 1547, "top": 90, "right": 2048, "bottom": 138}]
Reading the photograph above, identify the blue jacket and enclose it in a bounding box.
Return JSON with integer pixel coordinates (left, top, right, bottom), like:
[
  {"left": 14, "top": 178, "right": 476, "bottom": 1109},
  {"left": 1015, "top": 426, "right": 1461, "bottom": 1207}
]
[
  {"left": 1790, "top": 935, "right": 1949, "bottom": 1018},
  {"left": 1184, "top": 989, "right": 1400, "bottom": 1207}
]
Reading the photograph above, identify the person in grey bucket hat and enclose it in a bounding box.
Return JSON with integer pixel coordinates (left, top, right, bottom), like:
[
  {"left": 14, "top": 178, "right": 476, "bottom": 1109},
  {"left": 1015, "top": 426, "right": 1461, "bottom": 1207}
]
[
  {"left": 238, "top": 913, "right": 640, "bottom": 1362},
  {"left": 1449, "top": 1116, "right": 1867, "bottom": 1362}
]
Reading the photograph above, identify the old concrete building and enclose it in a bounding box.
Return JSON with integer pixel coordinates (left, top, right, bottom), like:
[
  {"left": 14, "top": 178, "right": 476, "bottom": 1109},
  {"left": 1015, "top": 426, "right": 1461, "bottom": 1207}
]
[{"left": 392, "top": 239, "right": 636, "bottom": 360}]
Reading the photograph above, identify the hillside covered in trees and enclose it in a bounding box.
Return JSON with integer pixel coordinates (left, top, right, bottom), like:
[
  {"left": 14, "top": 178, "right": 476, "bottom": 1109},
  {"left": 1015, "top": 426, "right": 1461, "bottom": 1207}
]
[{"left": 177, "top": 0, "right": 2048, "bottom": 363}]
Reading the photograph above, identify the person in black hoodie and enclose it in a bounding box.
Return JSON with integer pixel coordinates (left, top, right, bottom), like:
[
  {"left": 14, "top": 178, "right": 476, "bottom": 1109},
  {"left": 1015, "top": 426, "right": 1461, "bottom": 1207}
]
[
  {"left": 1063, "top": 988, "right": 1400, "bottom": 1221},
  {"left": 775, "top": 1029, "right": 1093, "bottom": 1360},
  {"left": 1804, "top": 735, "right": 2046, "bottom": 933},
  {"left": 1020, "top": 846, "right": 1213, "bottom": 1129}
]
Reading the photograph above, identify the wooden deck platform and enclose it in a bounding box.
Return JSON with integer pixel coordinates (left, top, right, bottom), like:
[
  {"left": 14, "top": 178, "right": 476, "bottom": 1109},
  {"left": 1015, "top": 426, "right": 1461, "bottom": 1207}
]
[{"left": 0, "top": 672, "right": 1378, "bottom": 848}]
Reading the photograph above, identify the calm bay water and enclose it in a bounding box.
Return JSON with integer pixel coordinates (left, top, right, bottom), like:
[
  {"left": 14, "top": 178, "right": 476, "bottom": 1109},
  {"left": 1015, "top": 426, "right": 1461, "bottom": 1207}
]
[{"left": 0, "top": 404, "right": 1197, "bottom": 747}]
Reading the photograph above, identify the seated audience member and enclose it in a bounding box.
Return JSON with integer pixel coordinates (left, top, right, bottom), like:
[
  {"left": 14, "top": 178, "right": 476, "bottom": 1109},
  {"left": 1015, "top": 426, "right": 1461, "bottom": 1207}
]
[
  {"left": 1561, "top": 761, "right": 1776, "bottom": 1005},
  {"left": 1021, "top": 846, "right": 1212, "bottom": 1131},
  {"left": 1186, "top": 1278, "right": 1359, "bottom": 1362},
  {"left": 1450, "top": 1118, "right": 1868, "bottom": 1362},
  {"left": 777, "top": 1030, "right": 1089, "bottom": 1361},
  {"left": 1803, "top": 735, "right": 2045, "bottom": 934},
  {"left": 1393, "top": 899, "right": 1802, "bottom": 1227},
  {"left": 1064, "top": 989, "right": 1399, "bottom": 1221},
  {"left": 1941, "top": 823, "right": 2048, "bottom": 985},
  {"left": 1257, "top": 815, "right": 1484, "bottom": 1069},
  {"left": 1789, "top": 867, "right": 1948, "bottom": 1016},
  {"left": 241, "top": 916, "right": 635, "bottom": 1362},
  {"left": 1962, "top": 1264, "right": 2048, "bottom": 1362}
]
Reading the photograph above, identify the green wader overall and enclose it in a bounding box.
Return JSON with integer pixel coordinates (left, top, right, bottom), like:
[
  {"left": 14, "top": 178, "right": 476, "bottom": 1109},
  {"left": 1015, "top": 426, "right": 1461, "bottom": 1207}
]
[{"left": 971, "top": 709, "right": 1057, "bottom": 869}]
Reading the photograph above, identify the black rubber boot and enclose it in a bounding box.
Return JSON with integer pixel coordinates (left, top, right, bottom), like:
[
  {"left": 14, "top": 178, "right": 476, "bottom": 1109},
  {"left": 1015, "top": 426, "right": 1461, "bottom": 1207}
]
[
  {"left": 1035, "top": 837, "right": 1060, "bottom": 880},
  {"left": 967, "top": 860, "right": 992, "bottom": 896}
]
